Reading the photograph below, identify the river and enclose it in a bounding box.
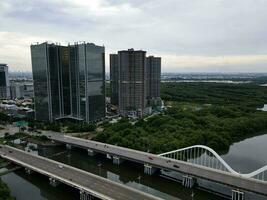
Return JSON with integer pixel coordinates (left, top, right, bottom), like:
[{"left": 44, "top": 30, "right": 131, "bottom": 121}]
[
  {"left": 1, "top": 134, "right": 267, "bottom": 200},
  {"left": 222, "top": 134, "right": 267, "bottom": 174}
]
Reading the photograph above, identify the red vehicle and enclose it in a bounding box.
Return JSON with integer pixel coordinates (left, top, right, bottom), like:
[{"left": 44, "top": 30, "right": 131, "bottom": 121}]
[{"left": 148, "top": 156, "right": 154, "bottom": 160}]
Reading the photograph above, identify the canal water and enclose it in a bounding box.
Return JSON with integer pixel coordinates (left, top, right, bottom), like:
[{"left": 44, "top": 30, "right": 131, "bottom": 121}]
[
  {"left": 222, "top": 134, "right": 267, "bottom": 173},
  {"left": 1, "top": 133, "right": 267, "bottom": 200}
]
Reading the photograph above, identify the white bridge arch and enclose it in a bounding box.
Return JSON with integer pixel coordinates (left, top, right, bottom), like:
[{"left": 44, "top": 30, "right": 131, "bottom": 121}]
[{"left": 158, "top": 145, "right": 267, "bottom": 182}]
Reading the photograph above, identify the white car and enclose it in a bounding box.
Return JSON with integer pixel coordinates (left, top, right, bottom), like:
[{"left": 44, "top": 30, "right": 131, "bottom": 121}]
[{"left": 58, "top": 164, "right": 64, "bottom": 169}]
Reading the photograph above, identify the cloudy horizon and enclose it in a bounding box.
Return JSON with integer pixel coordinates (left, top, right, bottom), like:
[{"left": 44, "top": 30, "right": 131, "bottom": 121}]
[{"left": 1, "top": 0, "right": 267, "bottom": 73}]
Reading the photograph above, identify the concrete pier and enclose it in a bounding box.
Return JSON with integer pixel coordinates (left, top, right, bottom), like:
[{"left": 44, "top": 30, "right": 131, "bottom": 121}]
[
  {"left": 25, "top": 168, "right": 32, "bottom": 174},
  {"left": 112, "top": 155, "right": 124, "bottom": 165},
  {"left": 49, "top": 177, "right": 59, "bottom": 187},
  {"left": 87, "top": 149, "right": 96, "bottom": 156},
  {"left": 80, "top": 190, "right": 92, "bottom": 200},
  {"left": 144, "top": 164, "right": 158, "bottom": 175},
  {"left": 182, "top": 175, "right": 196, "bottom": 188},
  {"left": 232, "top": 189, "right": 244, "bottom": 200}
]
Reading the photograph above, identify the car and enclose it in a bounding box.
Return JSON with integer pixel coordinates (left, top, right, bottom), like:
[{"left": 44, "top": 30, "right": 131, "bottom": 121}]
[
  {"left": 173, "top": 164, "right": 180, "bottom": 168},
  {"left": 9, "top": 150, "right": 13, "bottom": 153},
  {"left": 58, "top": 164, "right": 64, "bottom": 169},
  {"left": 148, "top": 156, "right": 154, "bottom": 160}
]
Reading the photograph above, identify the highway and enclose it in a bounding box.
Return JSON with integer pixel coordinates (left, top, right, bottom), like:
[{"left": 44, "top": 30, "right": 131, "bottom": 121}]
[
  {"left": 45, "top": 132, "right": 267, "bottom": 196},
  {"left": 0, "top": 145, "right": 162, "bottom": 200}
]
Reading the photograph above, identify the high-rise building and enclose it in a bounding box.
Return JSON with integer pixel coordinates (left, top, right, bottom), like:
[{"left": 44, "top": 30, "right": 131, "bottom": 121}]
[
  {"left": 31, "top": 42, "right": 105, "bottom": 122},
  {"left": 110, "top": 54, "right": 119, "bottom": 105},
  {"left": 146, "top": 56, "right": 161, "bottom": 106},
  {"left": 118, "top": 49, "right": 147, "bottom": 117},
  {"left": 10, "top": 82, "right": 34, "bottom": 99},
  {"left": 69, "top": 43, "right": 106, "bottom": 122},
  {"left": 0, "top": 64, "right": 10, "bottom": 99}
]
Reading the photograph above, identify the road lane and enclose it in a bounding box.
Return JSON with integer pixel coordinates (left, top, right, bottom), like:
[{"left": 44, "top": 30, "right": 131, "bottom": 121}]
[
  {"left": 0, "top": 145, "right": 162, "bottom": 200},
  {"left": 45, "top": 133, "right": 267, "bottom": 196}
]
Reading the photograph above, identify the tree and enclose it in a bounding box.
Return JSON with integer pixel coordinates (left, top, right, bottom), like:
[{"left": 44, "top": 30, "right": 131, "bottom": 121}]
[{"left": 0, "top": 178, "right": 15, "bottom": 200}]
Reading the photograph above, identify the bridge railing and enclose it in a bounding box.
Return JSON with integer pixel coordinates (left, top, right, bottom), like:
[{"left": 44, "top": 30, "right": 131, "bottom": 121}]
[{"left": 158, "top": 145, "right": 267, "bottom": 182}]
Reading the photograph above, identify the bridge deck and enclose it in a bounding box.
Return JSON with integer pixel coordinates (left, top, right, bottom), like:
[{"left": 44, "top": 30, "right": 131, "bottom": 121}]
[
  {"left": 0, "top": 145, "right": 162, "bottom": 200},
  {"left": 45, "top": 132, "right": 267, "bottom": 196}
]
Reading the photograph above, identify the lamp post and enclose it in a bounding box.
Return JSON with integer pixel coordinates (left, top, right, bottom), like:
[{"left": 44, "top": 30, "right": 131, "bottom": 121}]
[
  {"left": 137, "top": 174, "right": 141, "bottom": 184},
  {"left": 191, "top": 191, "right": 195, "bottom": 200},
  {"left": 97, "top": 163, "right": 102, "bottom": 176}
]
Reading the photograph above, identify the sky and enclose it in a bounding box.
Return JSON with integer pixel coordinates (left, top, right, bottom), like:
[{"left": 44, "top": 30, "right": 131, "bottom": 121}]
[{"left": 0, "top": 0, "right": 267, "bottom": 73}]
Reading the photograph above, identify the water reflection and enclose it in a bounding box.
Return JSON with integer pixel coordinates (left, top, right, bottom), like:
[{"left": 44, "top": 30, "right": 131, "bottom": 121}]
[
  {"left": 1, "top": 171, "right": 79, "bottom": 200},
  {"left": 222, "top": 134, "right": 267, "bottom": 173}
]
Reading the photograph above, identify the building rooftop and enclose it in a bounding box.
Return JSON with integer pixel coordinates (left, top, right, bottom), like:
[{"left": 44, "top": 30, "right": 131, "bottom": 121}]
[{"left": 118, "top": 49, "right": 146, "bottom": 53}]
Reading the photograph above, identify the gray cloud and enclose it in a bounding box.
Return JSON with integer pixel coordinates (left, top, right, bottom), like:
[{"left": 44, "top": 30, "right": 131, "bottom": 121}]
[{"left": 0, "top": 0, "right": 267, "bottom": 72}]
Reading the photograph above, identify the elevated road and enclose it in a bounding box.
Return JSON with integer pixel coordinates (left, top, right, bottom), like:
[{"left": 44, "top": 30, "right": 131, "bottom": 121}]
[
  {"left": 0, "top": 145, "right": 162, "bottom": 200},
  {"left": 45, "top": 132, "right": 267, "bottom": 196}
]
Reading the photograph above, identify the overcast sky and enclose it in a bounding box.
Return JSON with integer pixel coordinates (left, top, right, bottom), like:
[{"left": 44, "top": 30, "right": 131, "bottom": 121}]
[{"left": 0, "top": 0, "right": 267, "bottom": 73}]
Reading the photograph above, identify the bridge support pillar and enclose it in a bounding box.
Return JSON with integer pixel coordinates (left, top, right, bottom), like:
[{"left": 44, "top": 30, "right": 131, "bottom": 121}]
[
  {"left": 113, "top": 155, "right": 124, "bottom": 165},
  {"left": 49, "top": 177, "right": 59, "bottom": 187},
  {"left": 106, "top": 154, "right": 112, "bottom": 159},
  {"left": 87, "top": 149, "right": 96, "bottom": 156},
  {"left": 25, "top": 168, "right": 32, "bottom": 174},
  {"left": 232, "top": 189, "right": 244, "bottom": 200},
  {"left": 66, "top": 144, "right": 72, "bottom": 149},
  {"left": 80, "top": 190, "right": 92, "bottom": 200},
  {"left": 144, "top": 164, "right": 158, "bottom": 175},
  {"left": 182, "top": 175, "right": 196, "bottom": 188}
]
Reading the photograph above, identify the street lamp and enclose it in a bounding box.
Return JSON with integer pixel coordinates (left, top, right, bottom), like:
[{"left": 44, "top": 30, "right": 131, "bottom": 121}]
[
  {"left": 191, "top": 191, "right": 195, "bottom": 200},
  {"left": 137, "top": 174, "right": 141, "bottom": 184},
  {"left": 97, "top": 163, "right": 102, "bottom": 176}
]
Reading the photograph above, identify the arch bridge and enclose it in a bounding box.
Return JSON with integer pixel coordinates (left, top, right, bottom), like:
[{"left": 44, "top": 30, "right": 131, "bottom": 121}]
[{"left": 158, "top": 145, "right": 267, "bottom": 182}]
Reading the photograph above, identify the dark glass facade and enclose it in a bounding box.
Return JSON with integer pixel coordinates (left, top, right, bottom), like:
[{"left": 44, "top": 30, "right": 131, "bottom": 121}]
[
  {"left": 48, "top": 45, "right": 61, "bottom": 119},
  {"left": 31, "top": 43, "right": 51, "bottom": 121},
  {"left": 31, "top": 42, "right": 105, "bottom": 122},
  {"left": 60, "top": 46, "right": 71, "bottom": 116},
  {"left": 0, "top": 72, "right": 6, "bottom": 86},
  {"left": 146, "top": 56, "right": 161, "bottom": 99},
  {"left": 110, "top": 54, "right": 119, "bottom": 105},
  {"left": 0, "top": 64, "right": 10, "bottom": 99},
  {"left": 69, "top": 46, "right": 79, "bottom": 118}
]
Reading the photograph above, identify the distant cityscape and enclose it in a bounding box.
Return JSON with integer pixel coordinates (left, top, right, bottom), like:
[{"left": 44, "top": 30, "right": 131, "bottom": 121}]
[{"left": 1, "top": 42, "right": 164, "bottom": 122}]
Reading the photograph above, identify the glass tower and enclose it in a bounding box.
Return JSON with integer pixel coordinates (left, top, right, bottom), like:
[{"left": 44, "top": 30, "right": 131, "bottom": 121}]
[
  {"left": 0, "top": 64, "right": 10, "bottom": 99},
  {"left": 146, "top": 56, "right": 161, "bottom": 99},
  {"left": 31, "top": 42, "right": 105, "bottom": 122},
  {"left": 110, "top": 54, "right": 119, "bottom": 105}
]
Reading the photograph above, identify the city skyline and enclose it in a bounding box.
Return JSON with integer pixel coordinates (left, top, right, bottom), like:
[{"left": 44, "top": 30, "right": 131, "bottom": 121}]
[{"left": 1, "top": 0, "right": 267, "bottom": 73}]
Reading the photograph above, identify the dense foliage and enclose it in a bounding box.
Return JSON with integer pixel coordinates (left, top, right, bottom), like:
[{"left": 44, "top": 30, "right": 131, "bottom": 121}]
[
  {"left": 0, "top": 179, "right": 14, "bottom": 200},
  {"left": 0, "top": 113, "right": 12, "bottom": 123},
  {"left": 161, "top": 82, "right": 267, "bottom": 107},
  {"left": 65, "top": 122, "right": 96, "bottom": 133},
  {"left": 94, "top": 83, "right": 267, "bottom": 154},
  {"left": 28, "top": 120, "right": 96, "bottom": 133}
]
